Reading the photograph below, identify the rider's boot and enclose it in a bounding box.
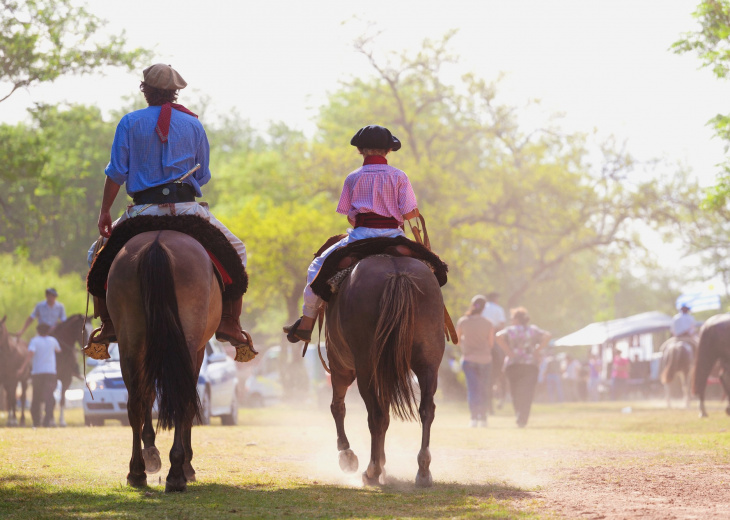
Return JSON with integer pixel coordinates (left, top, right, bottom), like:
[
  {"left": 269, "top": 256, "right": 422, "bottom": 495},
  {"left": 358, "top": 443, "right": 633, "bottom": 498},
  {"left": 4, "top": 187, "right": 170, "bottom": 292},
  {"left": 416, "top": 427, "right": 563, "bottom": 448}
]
[
  {"left": 283, "top": 317, "right": 313, "bottom": 344},
  {"left": 84, "top": 296, "right": 116, "bottom": 360},
  {"left": 216, "top": 297, "right": 257, "bottom": 362}
]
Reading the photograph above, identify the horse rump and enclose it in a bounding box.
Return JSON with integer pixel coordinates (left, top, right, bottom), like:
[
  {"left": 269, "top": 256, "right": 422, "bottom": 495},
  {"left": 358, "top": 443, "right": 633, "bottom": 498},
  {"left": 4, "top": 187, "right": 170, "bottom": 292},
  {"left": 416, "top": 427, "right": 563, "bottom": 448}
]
[
  {"left": 138, "top": 237, "right": 201, "bottom": 430},
  {"left": 371, "top": 271, "right": 419, "bottom": 421}
]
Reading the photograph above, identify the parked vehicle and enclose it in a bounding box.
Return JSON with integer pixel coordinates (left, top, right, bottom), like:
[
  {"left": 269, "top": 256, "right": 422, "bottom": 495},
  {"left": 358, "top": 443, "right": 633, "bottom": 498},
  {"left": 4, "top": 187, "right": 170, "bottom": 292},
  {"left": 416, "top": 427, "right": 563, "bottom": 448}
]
[{"left": 83, "top": 340, "right": 239, "bottom": 426}]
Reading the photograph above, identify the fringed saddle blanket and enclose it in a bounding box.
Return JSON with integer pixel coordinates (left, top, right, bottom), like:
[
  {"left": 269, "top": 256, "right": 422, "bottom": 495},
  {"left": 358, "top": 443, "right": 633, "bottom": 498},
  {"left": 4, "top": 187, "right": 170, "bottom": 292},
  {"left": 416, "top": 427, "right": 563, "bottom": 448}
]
[
  {"left": 87, "top": 215, "right": 248, "bottom": 300},
  {"left": 309, "top": 236, "right": 448, "bottom": 301}
]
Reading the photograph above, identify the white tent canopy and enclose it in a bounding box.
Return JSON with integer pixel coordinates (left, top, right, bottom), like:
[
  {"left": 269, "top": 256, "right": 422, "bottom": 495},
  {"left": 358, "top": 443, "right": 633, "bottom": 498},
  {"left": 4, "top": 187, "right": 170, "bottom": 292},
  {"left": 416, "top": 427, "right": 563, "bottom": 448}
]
[{"left": 554, "top": 311, "right": 673, "bottom": 347}]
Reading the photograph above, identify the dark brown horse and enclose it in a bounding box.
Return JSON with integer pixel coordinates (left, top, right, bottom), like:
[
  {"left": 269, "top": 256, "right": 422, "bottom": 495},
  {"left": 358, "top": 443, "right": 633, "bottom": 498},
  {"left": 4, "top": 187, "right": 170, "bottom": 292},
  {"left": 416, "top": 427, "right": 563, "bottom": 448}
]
[
  {"left": 325, "top": 256, "right": 445, "bottom": 487},
  {"left": 50, "top": 314, "right": 91, "bottom": 426},
  {"left": 107, "top": 230, "right": 221, "bottom": 491},
  {"left": 659, "top": 336, "right": 695, "bottom": 409},
  {"left": 693, "top": 313, "right": 730, "bottom": 418},
  {"left": 0, "top": 316, "right": 29, "bottom": 426}
]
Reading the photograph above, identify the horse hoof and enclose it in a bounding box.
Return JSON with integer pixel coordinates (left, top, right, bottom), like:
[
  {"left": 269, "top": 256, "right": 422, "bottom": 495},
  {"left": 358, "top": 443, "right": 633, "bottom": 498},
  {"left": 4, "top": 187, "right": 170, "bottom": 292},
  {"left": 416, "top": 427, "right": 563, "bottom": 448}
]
[
  {"left": 142, "top": 447, "right": 162, "bottom": 475},
  {"left": 183, "top": 463, "right": 196, "bottom": 482},
  {"left": 165, "top": 479, "right": 187, "bottom": 493},
  {"left": 700, "top": 412, "right": 709, "bottom": 419},
  {"left": 415, "top": 470, "right": 433, "bottom": 488},
  {"left": 126, "top": 473, "right": 147, "bottom": 488},
  {"left": 725, "top": 406, "right": 730, "bottom": 416},
  {"left": 362, "top": 471, "right": 382, "bottom": 487},
  {"left": 59, "top": 421, "right": 67, "bottom": 428},
  {"left": 338, "top": 449, "right": 359, "bottom": 473}
]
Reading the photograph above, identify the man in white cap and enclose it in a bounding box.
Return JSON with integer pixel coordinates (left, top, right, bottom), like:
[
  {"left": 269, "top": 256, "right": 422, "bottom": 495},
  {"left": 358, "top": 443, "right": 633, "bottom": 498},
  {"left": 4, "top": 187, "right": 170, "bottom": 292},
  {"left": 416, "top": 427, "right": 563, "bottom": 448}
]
[
  {"left": 86, "top": 64, "right": 252, "bottom": 352},
  {"left": 16, "top": 288, "right": 66, "bottom": 338}
]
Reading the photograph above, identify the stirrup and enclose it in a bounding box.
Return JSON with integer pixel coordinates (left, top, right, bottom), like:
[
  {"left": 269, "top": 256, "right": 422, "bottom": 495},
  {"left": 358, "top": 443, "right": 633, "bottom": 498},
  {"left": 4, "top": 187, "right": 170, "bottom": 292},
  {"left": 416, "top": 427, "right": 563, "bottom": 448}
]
[
  {"left": 283, "top": 318, "right": 312, "bottom": 344},
  {"left": 234, "top": 330, "right": 257, "bottom": 363},
  {"left": 83, "top": 327, "right": 111, "bottom": 360}
]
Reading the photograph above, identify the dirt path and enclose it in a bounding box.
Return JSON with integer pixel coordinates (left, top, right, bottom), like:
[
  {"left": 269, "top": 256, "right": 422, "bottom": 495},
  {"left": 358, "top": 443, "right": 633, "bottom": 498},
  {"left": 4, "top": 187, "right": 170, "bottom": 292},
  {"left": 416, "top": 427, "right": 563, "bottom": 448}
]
[{"left": 536, "top": 457, "right": 730, "bottom": 519}]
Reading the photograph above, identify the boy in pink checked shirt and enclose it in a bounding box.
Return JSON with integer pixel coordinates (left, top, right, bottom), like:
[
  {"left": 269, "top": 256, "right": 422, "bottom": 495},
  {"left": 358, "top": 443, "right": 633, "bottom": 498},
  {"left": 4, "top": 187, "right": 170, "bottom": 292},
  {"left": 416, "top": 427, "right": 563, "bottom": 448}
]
[{"left": 284, "top": 125, "right": 420, "bottom": 343}]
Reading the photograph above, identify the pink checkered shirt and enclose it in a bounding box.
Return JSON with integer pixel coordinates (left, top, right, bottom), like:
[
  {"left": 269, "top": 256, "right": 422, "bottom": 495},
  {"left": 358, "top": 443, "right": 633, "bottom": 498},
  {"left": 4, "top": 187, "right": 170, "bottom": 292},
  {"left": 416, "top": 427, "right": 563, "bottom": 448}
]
[{"left": 336, "top": 159, "right": 418, "bottom": 224}]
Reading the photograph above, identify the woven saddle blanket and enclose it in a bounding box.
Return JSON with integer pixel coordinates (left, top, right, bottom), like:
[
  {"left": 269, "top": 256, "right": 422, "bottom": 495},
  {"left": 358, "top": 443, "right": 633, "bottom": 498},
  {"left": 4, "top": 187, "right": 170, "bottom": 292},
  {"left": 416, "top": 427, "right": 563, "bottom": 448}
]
[
  {"left": 309, "top": 235, "right": 448, "bottom": 302},
  {"left": 87, "top": 215, "right": 248, "bottom": 300}
]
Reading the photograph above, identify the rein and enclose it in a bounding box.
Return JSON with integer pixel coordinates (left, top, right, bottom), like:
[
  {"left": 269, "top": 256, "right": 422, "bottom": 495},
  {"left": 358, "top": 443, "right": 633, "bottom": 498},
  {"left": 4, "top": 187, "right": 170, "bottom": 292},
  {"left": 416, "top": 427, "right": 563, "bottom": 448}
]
[{"left": 301, "top": 307, "right": 331, "bottom": 374}]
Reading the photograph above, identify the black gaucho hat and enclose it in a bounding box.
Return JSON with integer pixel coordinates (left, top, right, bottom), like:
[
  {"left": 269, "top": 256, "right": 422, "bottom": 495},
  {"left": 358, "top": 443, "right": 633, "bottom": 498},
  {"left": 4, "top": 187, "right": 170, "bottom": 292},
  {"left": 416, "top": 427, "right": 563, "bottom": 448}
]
[{"left": 350, "top": 125, "right": 401, "bottom": 151}]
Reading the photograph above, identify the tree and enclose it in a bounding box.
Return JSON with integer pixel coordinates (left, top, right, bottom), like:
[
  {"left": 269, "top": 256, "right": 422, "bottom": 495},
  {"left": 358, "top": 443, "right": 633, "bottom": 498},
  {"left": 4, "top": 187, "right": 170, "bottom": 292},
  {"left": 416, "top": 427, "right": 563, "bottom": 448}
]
[
  {"left": 314, "top": 32, "right": 671, "bottom": 328},
  {"left": 0, "top": 0, "right": 149, "bottom": 103},
  {"left": 0, "top": 104, "right": 129, "bottom": 272},
  {"left": 673, "top": 0, "right": 730, "bottom": 207}
]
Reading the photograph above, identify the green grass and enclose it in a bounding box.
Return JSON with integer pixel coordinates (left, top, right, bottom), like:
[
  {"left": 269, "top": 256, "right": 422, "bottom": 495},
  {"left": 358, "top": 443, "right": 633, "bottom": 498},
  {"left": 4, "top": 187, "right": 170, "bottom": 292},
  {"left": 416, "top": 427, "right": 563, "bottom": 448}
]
[{"left": 1, "top": 400, "right": 729, "bottom": 519}]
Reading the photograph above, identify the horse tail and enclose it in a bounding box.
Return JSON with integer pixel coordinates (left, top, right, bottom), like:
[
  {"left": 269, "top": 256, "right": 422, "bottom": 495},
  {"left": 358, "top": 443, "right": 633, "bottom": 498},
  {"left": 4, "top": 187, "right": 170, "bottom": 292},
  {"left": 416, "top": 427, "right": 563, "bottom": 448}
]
[
  {"left": 138, "top": 237, "right": 201, "bottom": 430},
  {"left": 371, "top": 271, "right": 419, "bottom": 421},
  {"left": 660, "top": 343, "right": 677, "bottom": 385}
]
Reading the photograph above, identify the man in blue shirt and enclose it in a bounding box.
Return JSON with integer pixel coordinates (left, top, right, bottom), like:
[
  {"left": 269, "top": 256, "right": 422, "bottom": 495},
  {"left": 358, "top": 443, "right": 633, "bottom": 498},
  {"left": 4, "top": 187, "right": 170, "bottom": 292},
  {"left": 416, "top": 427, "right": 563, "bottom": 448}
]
[
  {"left": 87, "top": 64, "right": 252, "bottom": 354},
  {"left": 16, "top": 288, "right": 66, "bottom": 338}
]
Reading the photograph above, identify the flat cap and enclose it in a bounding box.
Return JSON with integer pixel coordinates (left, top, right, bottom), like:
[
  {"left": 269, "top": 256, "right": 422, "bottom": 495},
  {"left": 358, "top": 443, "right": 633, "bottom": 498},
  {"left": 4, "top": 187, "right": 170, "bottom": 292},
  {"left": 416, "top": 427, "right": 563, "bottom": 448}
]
[
  {"left": 142, "top": 64, "right": 187, "bottom": 90},
  {"left": 350, "top": 125, "right": 401, "bottom": 151}
]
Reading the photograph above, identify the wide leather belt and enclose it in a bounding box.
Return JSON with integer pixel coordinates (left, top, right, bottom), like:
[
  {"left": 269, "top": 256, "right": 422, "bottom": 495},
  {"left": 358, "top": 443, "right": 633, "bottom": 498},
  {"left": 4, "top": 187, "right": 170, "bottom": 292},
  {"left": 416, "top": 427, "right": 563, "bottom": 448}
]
[
  {"left": 354, "top": 212, "right": 400, "bottom": 229},
  {"left": 132, "top": 183, "right": 195, "bottom": 205}
]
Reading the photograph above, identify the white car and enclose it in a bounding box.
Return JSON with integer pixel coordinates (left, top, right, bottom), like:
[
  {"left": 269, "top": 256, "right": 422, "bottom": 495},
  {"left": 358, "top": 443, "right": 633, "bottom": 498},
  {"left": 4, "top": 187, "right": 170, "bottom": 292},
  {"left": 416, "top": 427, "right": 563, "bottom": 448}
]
[{"left": 83, "top": 340, "right": 239, "bottom": 426}]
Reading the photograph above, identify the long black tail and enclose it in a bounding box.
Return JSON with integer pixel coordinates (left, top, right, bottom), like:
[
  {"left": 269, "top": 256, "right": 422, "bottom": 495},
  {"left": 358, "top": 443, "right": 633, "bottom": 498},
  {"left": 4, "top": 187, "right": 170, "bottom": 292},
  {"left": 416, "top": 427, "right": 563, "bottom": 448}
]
[
  {"left": 371, "top": 272, "right": 419, "bottom": 421},
  {"left": 138, "top": 237, "right": 201, "bottom": 430}
]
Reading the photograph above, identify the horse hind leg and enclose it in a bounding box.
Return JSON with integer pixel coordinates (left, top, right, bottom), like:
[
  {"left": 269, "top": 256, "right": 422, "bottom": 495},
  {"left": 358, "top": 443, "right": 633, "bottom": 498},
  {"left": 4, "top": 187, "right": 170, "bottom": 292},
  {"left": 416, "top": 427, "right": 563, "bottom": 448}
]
[
  {"left": 359, "top": 376, "right": 389, "bottom": 486},
  {"left": 126, "top": 391, "right": 147, "bottom": 488},
  {"left": 414, "top": 366, "right": 437, "bottom": 488},
  {"left": 331, "top": 367, "right": 358, "bottom": 473},
  {"left": 141, "top": 403, "right": 161, "bottom": 475},
  {"left": 664, "top": 382, "right": 672, "bottom": 409},
  {"left": 165, "top": 420, "right": 188, "bottom": 492},
  {"left": 58, "top": 380, "right": 67, "bottom": 427},
  {"left": 182, "top": 423, "right": 196, "bottom": 482}
]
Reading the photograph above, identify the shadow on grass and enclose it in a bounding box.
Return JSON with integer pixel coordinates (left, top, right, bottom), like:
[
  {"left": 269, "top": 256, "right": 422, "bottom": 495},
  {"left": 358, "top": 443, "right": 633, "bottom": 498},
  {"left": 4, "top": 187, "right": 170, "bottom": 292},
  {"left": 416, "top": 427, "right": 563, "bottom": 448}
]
[{"left": 0, "top": 477, "right": 537, "bottom": 519}]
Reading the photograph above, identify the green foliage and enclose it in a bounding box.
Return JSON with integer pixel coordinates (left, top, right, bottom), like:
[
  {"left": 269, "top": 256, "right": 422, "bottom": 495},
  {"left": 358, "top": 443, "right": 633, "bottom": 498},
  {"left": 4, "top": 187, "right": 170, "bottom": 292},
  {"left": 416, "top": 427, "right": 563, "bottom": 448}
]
[
  {"left": 0, "top": 105, "right": 130, "bottom": 273},
  {"left": 0, "top": 0, "right": 150, "bottom": 103},
  {"left": 0, "top": 253, "right": 88, "bottom": 338},
  {"left": 674, "top": 0, "right": 730, "bottom": 207}
]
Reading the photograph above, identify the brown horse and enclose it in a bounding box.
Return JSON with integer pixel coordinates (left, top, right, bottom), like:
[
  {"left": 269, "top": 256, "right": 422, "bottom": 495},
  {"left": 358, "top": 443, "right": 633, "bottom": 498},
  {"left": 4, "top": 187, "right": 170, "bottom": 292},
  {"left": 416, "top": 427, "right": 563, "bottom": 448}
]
[
  {"left": 50, "top": 314, "right": 91, "bottom": 426},
  {"left": 659, "top": 336, "right": 695, "bottom": 409},
  {"left": 107, "top": 230, "right": 221, "bottom": 491},
  {"left": 325, "top": 256, "right": 445, "bottom": 487},
  {"left": 0, "top": 316, "right": 29, "bottom": 426},
  {"left": 693, "top": 313, "right": 730, "bottom": 418}
]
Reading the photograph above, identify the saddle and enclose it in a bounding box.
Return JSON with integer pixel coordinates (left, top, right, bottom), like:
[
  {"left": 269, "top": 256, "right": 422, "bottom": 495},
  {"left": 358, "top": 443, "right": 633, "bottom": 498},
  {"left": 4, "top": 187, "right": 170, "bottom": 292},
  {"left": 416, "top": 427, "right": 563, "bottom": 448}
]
[
  {"left": 309, "top": 235, "right": 448, "bottom": 302},
  {"left": 87, "top": 215, "right": 248, "bottom": 300}
]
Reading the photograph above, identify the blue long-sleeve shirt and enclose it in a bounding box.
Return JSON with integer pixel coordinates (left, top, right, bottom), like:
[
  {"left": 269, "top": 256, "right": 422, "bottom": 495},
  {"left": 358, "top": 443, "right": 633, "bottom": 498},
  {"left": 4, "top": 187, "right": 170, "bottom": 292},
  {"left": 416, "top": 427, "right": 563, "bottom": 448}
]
[{"left": 104, "top": 105, "right": 211, "bottom": 196}]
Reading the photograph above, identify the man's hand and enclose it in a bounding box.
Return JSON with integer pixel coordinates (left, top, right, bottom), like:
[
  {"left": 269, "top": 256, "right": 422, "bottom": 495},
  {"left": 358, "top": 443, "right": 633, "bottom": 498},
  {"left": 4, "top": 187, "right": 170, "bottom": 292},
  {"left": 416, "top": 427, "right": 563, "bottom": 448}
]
[{"left": 98, "top": 211, "right": 113, "bottom": 238}]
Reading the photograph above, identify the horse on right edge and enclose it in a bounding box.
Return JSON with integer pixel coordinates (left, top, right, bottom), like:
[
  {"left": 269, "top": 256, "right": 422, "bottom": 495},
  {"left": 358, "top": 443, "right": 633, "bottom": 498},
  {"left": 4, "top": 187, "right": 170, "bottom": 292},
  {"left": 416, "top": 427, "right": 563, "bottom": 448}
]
[{"left": 692, "top": 313, "right": 730, "bottom": 418}]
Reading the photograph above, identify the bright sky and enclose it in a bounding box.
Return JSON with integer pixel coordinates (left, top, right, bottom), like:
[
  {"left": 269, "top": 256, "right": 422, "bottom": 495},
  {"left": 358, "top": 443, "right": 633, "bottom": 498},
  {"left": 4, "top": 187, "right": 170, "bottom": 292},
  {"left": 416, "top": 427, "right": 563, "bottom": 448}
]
[
  {"left": 2, "top": 0, "right": 726, "bottom": 296},
  {"left": 2, "top": 0, "right": 726, "bottom": 184}
]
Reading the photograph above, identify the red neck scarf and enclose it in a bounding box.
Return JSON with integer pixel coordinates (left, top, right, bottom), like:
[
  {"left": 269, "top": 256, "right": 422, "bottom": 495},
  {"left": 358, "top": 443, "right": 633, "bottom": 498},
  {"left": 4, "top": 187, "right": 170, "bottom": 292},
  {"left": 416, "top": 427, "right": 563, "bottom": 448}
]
[
  {"left": 363, "top": 155, "right": 388, "bottom": 165},
  {"left": 155, "top": 102, "right": 198, "bottom": 142}
]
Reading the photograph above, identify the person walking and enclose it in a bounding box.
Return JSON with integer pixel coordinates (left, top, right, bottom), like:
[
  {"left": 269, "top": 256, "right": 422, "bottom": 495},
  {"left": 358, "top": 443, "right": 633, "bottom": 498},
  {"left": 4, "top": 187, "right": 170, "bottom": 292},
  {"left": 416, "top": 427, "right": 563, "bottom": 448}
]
[
  {"left": 456, "top": 295, "right": 494, "bottom": 427},
  {"left": 496, "top": 307, "right": 551, "bottom": 428},
  {"left": 18, "top": 323, "right": 61, "bottom": 428},
  {"left": 481, "top": 291, "right": 506, "bottom": 414},
  {"left": 15, "top": 288, "right": 66, "bottom": 338}
]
